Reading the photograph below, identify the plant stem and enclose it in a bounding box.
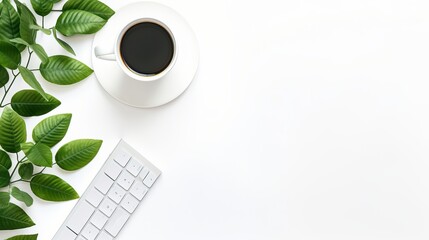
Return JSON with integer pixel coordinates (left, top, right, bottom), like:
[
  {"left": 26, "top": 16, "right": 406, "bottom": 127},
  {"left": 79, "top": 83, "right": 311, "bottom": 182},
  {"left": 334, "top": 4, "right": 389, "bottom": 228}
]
[
  {"left": 0, "top": 48, "right": 33, "bottom": 108},
  {"left": 42, "top": 16, "right": 45, "bottom": 28},
  {"left": 10, "top": 167, "right": 45, "bottom": 184},
  {"left": 9, "top": 155, "right": 28, "bottom": 185},
  {"left": 26, "top": 49, "right": 33, "bottom": 68},
  {"left": 33, "top": 167, "right": 46, "bottom": 176},
  {"left": 10, "top": 179, "right": 22, "bottom": 184},
  {"left": 0, "top": 48, "right": 33, "bottom": 107},
  {"left": 10, "top": 162, "right": 19, "bottom": 178},
  {"left": 18, "top": 156, "right": 27, "bottom": 163},
  {"left": 0, "top": 73, "right": 19, "bottom": 107}
]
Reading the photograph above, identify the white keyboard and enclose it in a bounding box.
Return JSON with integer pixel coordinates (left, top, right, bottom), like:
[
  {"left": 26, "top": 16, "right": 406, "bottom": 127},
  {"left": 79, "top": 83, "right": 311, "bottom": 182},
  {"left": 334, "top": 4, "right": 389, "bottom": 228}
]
[{"left": 53, "top": 140, "right": 161, "bottom": 240}]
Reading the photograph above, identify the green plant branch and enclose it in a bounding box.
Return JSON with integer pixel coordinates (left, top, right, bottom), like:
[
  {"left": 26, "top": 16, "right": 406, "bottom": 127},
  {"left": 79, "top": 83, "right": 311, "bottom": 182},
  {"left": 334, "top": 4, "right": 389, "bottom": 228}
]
[
  {"left": 10, "top": 179, "right": 22, "bottom": 184},
  {"left": 26, "top": 49, "right": 33, "bottom": 68},
  {"left": 0, "top": 48, "right": 33, "bottom": 108},
  {"left": 10, "top": 167, "right": 46, "bottom": 184},
  {"left": 33, "top": 167, "right": 46, "bottom": 176},
  {"left": 18, "top": 156, "right": 27, "bottom": 163},
  {"left": 10, "top": 162, "right": 20, "bottom": 178},
  {"left": 0, "top": 103, "right": 10, "bottom": 107},
  {"left": 9, "top": 155, "right": 28, "bottom": 185},
  {"left": 0, "top": 0, "right": 113, "bottom": 233},
  {"left": 0, "top": 73, "right": 20, "bottom": 107}
]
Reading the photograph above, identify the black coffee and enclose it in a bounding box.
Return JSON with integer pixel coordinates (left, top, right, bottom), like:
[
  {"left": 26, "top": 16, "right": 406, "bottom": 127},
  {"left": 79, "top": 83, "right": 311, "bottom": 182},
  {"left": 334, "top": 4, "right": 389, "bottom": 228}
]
[{"left": 120, "top": 22, "right": 174, "bottom": 75}]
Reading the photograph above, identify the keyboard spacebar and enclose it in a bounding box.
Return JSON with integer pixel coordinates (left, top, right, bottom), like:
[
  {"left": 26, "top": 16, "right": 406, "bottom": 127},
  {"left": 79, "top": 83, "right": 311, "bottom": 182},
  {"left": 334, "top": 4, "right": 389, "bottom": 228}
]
[
  {"left": 105, "top": 207, "right": 130, "bottom": 237},
  {"left": 67, "top": 200, "right": 95, "bottom": 233}
]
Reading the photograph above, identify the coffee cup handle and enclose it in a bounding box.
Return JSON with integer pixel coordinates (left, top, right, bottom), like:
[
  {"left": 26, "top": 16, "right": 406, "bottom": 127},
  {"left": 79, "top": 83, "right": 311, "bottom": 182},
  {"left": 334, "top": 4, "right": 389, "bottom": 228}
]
[{"left": 94, "top": 45, "right": 116, "bottom": 61}]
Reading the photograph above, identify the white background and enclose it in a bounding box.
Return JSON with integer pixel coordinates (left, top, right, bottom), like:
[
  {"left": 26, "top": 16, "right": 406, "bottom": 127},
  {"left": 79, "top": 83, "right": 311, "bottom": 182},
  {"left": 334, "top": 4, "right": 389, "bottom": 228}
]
[{"left": 2, "top": 0, "right": 429, "bottom": 239}]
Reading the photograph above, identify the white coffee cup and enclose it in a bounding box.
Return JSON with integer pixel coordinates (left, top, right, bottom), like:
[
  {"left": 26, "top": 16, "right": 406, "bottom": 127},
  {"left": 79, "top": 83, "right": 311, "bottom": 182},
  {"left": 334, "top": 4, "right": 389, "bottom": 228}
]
[{"left": 94, "top": 18, "right": 177, "bottom": 82}]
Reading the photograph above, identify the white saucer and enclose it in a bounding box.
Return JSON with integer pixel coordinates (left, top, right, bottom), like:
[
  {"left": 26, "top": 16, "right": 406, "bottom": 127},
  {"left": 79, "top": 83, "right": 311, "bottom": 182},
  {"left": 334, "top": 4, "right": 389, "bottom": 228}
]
[{"left": 92, "top": 2, "right": 199, "bottom": 108}]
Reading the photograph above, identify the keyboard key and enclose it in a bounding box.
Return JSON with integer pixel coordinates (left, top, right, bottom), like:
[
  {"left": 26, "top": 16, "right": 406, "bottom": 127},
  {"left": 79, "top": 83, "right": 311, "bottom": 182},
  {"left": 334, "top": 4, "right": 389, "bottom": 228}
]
[
  {"left": 55, "top": 227, "right": 77, "bottom": 240},
  {"left": 117, "top": 170, "right": 134, "bottom": 190},
  {"left": 86, "top": 188, "right": 104, "bottom": 207},
  {"left": 121, "top": 194, "right": 139, "bottom": 213},
  {"left": 77, "top": 236, "right": 86, "bottom": 240},
  {"left": 104, "top": 161, "right": 122, "bottom": 180},
  {"left": 94, "top": 174, "right": 114, "bottom": 194},
  {"left": 99, "top": 198, "right": 117, "bottom": 217},
  {"left": 107, "top": 184, "right": 126, "bottom": 204},
  {"left": 82, "top": 223, "right": 99, "bottom": 240},
  {"left": 114, "top": 149, "right": 131, "bottom": 167},
  {"left": 126, "top": 158, "right": 143, "bottom": 176},
  {"left": 143, "top": 171, "right": 159, "bottom": 187},
  {"left": 91, "top": 211, "right": 108, "bottom": 229},
  {"left": 105, "top": 207, "right": 130, "bottom": 237},
  {"left": 67, "top": 201, "right": 95, "bottom": 233},
  {"left": 139, "top": 167, "right": 149, "bottom": 180},
  {"left": 96, "top": 231, "right": 113, "bottom": 240},
  {"left": 130, "top": 180, "right": 148, "bottom": 200}
]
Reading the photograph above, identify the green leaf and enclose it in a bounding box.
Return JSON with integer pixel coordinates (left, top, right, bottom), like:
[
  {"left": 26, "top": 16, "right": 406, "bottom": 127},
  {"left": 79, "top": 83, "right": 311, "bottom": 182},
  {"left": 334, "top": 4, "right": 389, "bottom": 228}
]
[
  {"left": 10, "top": 38, "right": 29, "bottom": 46},
  {"left": 31, "top": 0, "right": 53, "bottom": 16},
  {"left": 11, "top": 187, "right": 33, "bottom": 207},
  {"left": 40, "top": 55, "right": 93, "bottom": 85},
  {"left": 30, "top": 24, "right": 51, "bottom": 35},
  {"left": 21, "top": 142, "right": 52, "bottom": 167},
  {"left": 18, "top": 162, "right": 33, "bottom": 180},
  {"left": 0, "top": 40, "right": 21, "bottom": 69},
  {"left": 30, "top": 174, "right": 79, "bottom": 201},
  {"left": 6, "top": 234, "right": 38, "bottom": 240},
  {"left": 56, "top": 139, "right": 102, "bottom": 171},
  {"left": 62, "top": 0, "right": 115, "bottom": 20},
  {"left": 0, "top": 165, "right": 10, "bottom": 188},
  {"left": 11, "top": 90, "right": 61, "bottom": 117},
  {"left": 0, "top": 0, "right": 24, "bottom": 51},
  {"left": 0, "top": 65, "right": 8, "bottom": 87},
  {"left": 52, "top": 28, "right": 75, "bottom": 55},
  {"left": 32, "top": 113, "right": 71, "bottom": 147},
  {"left": 0, "top": 203, "right": 35, "bottom": 230},
  {"left": 55, "top": 10, "right": 106, "bottom": 36},
  {"left": 0, "top": 150, "right": 12, "bottom": 169},
  {"left": 0, "top": 192, "right": 10, "bottom": 208},
  {"left": 18, "top": 66, "right": 48, "bottom": 100},
  {"left": 0, "top": 107, "right": 26, "bottom": 153},
  {"left": 13, "top": 0, "right": 24, "bottom": 14},
  {"left": 30, "top": 43, "right": 49, "bottom": 63},
  {"left": 15, "top": 1, "right": 37, "bottom": 44}
]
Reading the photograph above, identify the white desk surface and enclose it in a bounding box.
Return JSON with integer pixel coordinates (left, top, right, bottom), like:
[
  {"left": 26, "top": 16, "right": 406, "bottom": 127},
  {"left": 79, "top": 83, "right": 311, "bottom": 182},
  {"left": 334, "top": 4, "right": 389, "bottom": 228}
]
[{"left": 2, "top": 0, "right": 429, "bottom": 239}]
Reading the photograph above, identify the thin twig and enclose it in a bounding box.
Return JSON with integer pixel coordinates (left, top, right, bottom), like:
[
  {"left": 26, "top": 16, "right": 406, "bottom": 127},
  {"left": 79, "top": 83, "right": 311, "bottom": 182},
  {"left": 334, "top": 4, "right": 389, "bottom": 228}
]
[
  {"left": 0, "top": 73, "right": 19, "bottom": 107},
  {"left": 33, "top": 167, "right": 46, "bottom": 176},
  {"left": 26, "top": 49, "right": 33, "bottom": 68},
  {"left": 10, "top": 179, "right": 23, "bottom": 184},
  {"left": 1, "top": 47, "right": 34, "bottom": 107},
  {"left": 18, "top": 156, "right": 27, "bottom": 163},
  {"left": 0, "top": 103, "right": 11, "bottom": 107},
  {"left": 10, "top": 162, "right": 19, "bottom": 178}
]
